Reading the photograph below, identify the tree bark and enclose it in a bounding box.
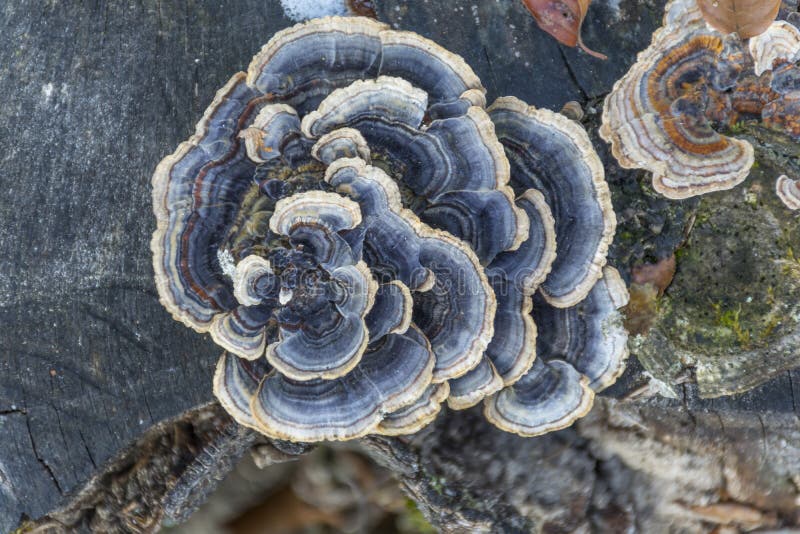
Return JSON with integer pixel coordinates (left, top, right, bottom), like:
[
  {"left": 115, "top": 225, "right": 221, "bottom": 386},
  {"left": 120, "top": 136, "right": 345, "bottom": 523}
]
[{"left": 3, "top": 1, "right": 800, "bottom": 532}]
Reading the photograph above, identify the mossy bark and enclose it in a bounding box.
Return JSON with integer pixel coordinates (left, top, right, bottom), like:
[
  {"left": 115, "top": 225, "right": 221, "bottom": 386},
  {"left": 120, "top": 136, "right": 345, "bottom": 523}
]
[{"left": 628, "top": 126, "right": 800, "bottom": 398}]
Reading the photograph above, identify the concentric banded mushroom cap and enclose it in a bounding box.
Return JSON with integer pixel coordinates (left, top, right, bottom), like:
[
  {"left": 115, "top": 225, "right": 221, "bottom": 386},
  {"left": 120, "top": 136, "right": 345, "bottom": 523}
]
[
  {"left": 377, "top": 382, "right": 451, "bottom": 436},
  {"left": 153, "top": 16, "right": 516, "bottom": 441},
  {"left": 749, "top": 21, "right": 800, "bottom": 77},
  {"left": 301, "top": 77, "right": 529, "bottom": 264},
  {"left": 483, "top": 358, "right": 595, "bottom": 437},
  {"left": 448, "top": 97, "right": 620, "bottom": 412},
  {"left": 776, "top": 175, "right": 800, "bottom": 210},
  {"left": 215, "top": 325, "right": 435, "bottom": 441},
  {"left": 600, "top": 1, "right": 756, "bottom": 199},
  {"left": 484, "top": 267, "right": 630, "bottom": 437},
  {"left": 246, "top": 17, "right": 485, "bottom": 118},
  {"left": 153, "top": 16, "right": 627, "bottom": 441},
  {"left": 532, "top": 267, "right": 630, "bottom": 392},
  {"left": 762, "top": 90, "right": 800, "bottom": 140},
  {"left": 324, "top": 158, "right": 496, "bottom": 382},
  {"left": 489, "top": 97, "right": 615, "bottom": 307},
  {"left": 152, "top": 73, "right": 261, "bottom": 330},
  {"left": 446, "top": 188, "right": 556, "bottom": 410}
]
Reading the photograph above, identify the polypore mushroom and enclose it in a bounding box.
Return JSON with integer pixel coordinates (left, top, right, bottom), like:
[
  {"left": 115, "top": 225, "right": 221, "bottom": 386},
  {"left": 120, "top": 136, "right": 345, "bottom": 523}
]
[
  {"left": 377, "top": 382, "right": 451, "bottom": 436},
  {"left": 600, "top": 3, "right": 755, "bottom": 199},
  {"left": 448, "top": 95, "right": 619, "bottom": 412},
  {"left": 489, "top": 96, "right": 614, "bottom": 308},
  {"left": 749, "top": 21, "right": 800, "bottom": 76},
  {"left": 484, "top": 267, "right": 629, "bottom": 436},
  {"left": 601, "top": 0, "right": 800, "bottom": 198},
  {"left": 153, "top": 16, "right": 626, "bottom": 441},
  {"left": 448, "top": 188, "right": 556, "bottom": 410},
  {"left": 776, "top": 175, "right": 800, "bottom": 210}
]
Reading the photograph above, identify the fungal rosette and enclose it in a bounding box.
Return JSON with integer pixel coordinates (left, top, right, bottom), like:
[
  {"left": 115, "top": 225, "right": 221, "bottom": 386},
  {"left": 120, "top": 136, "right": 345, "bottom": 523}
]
[
  {"left": 152, "top": 16, "right": 626, "bottom": 441},
  {"left": 600, "top": 0, "right": 754, "bottom": 199},
  {"left": 601, "top": 0, "right": 800, "bottom": 199}
]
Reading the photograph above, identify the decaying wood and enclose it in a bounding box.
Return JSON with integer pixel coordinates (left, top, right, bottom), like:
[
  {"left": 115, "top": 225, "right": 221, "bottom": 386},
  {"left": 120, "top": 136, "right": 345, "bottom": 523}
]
[
  {"left": 25, "top": 393, "right": 800, "bottom": 532},
  {"left": 19, "top": 404, "right": 309, "bottom": 533},
  {"left": 4, "top": 0, "right": 800, "bottom": 532}
]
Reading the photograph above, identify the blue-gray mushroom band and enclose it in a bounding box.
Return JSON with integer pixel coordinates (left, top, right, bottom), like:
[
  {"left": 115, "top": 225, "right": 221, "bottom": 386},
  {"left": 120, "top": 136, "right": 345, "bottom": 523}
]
[{"left": 151, "top": 16, "right": 627, "bottom": 442}]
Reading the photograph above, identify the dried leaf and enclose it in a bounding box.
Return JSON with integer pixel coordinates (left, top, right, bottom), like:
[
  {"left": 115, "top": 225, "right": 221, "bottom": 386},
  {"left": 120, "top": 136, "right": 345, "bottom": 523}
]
[
  {"left": 625, "top": 255, "right": 677, "bottom": 336},
  {"left": 625, "top": 282, "right": 659, "bottom": 336},
  {"left": 521, "top": 0, "right": 607, "bottom": 59},
  {"left": 346, "top": 0, "right": 378, "bottom": 19},
  {"left": 632, "top": 254, "right": 676, "bottom": 295},
  {"left": 696, "top": 0, "right": 780, "bottom": 39}
]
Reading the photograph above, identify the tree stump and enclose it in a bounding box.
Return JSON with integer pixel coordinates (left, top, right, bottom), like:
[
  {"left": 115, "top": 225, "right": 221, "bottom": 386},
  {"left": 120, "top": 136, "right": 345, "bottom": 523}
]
[{"left": 3, "top": 1, "right": 800, "bottom": 532}]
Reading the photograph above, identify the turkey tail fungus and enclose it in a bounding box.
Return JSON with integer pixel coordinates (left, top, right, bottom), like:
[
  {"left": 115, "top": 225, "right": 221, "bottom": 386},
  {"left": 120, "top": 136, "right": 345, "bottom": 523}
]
[{"left": 152, "top": 16, "right": 627, "bottom": 442}]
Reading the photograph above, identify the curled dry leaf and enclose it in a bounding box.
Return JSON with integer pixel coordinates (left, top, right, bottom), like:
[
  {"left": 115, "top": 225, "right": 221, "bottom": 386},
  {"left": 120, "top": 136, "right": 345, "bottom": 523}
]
[
  {"left": 696, "top": 0, "right": 780, "bottom": 39},
  {"left": 521, "top": 0, "right": 607, "bottom": 60},
  {"left": 625, "top": 254, "right": 676, "bottom": 336},
  {"left": 632, "top": 254, "right": 676, "bottom": 296}
]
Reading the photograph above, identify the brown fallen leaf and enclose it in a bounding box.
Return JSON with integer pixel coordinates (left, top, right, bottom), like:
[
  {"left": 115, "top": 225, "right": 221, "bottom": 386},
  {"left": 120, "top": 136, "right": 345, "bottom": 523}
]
[
  {"left": 631, "top": 254, "right": 676, "bottom": 296},
  {"left": 696, "top": 0, "right": 780, "bottom": 39},
  {"left": 625, "top": 254, "right": 677, "bottom": 336},
  {"left": 346, "top": 0, "right": 378, "bottom": 19},
  {"left": 624, "top": 282, "right": 659, "bottom": 336},
  {"left": 521, "top": 0, "right": 607, "bottom": 59}
]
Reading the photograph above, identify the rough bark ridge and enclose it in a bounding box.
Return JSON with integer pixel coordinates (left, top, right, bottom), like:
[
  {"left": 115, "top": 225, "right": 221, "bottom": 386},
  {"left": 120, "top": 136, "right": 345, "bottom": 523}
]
[{"left": 3, "top": 0, "right": 800, "bottom": 532}]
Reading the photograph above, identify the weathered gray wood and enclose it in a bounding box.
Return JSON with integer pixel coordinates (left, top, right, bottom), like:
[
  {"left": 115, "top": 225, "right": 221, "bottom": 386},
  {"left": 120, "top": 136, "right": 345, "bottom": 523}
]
[
  {"left": 0, "top": 1, "right": 291, "bottom": 527},
  {"left": 360, "top": 398, "right": 800, "bottom": 533},
  {"left": 4, "top": 0, "right": 800, "bottom": 531}
]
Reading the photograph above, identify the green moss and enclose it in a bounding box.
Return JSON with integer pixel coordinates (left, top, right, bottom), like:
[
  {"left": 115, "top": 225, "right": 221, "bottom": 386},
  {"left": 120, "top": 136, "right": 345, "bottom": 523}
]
[
  {"left": 759, "top": 314, "right": 781, "bottom": 341},
  {"left": 784, "top": 246, "right": 800, "bottom": 266},
  {"left": 633, "top": 119, "right": 800, "bottom": 397},
  {"left": 617, "top": 230, "right": 634, "bottom": 242},
  {"left": 398, "top": 499, "right": 437, "bottom": 534},
  {"left": 727, "top": 121, "right": 748, "bottom": 135},
  {"left": 711, "top": 302, "right": 751, "bottom": 348},
  {"left": 673, "top": 242, "right": 701, "bottom": 264},
  {"left": 693, "top": 209, "right": 713, "bottom": 229},
  {"left": 427, "top": 473, "right": 447, "bottom": 495}
]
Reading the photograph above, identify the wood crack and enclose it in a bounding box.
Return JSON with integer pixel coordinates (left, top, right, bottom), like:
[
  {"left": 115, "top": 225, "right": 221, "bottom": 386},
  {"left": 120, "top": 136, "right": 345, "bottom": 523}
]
[
  {"left": 77, "top": 429, "right": 97, "bottom": 470},
  {"left": 557, "top": 46, "right": 589, "bottom": 101},
  {"left": 481, "top": 45, "right": 500, "bottom": 99},
  {"left": 24, "top": 415, "right": 63, "bottom": 495}
]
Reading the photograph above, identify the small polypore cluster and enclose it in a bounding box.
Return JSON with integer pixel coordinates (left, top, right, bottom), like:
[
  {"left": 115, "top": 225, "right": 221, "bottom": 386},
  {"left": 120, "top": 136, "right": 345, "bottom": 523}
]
[
  {"left": 152, "top": 17, "right": 627, "bottom": 442},
  {"left": 776, "top": 175, "right": 800, "bottom": 210},
  {"left": 601, "top": 0, "right": 800, "bottom": 200}
]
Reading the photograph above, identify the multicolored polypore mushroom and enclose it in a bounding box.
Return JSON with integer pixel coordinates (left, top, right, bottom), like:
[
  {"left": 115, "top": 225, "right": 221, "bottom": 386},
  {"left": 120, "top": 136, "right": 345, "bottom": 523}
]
[
  {"left": 749, "top": 21, "right": 800, "bottom": 77},
  {"left": 485, "top": 266, "right": 629, "bottom": 435},
  {"left": 600, "top": 0, "right": 754, "bottom": 199},
  {"left": 776, "top": 175, "right": 800, "bottom": 210},
  {"left": 152, "top": 16, "right": 625, "bottom": 441},
  {"left": 601, "top": 0, "right": 800, "bottom": 199}
]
